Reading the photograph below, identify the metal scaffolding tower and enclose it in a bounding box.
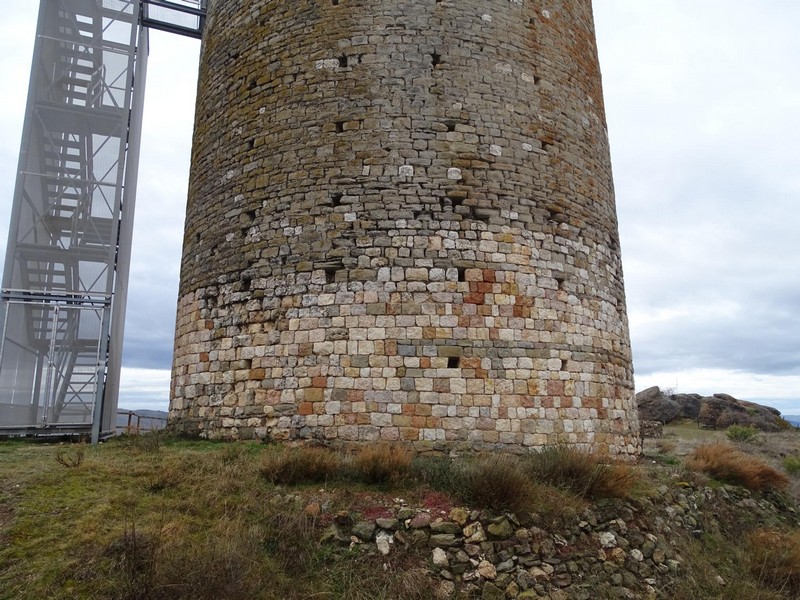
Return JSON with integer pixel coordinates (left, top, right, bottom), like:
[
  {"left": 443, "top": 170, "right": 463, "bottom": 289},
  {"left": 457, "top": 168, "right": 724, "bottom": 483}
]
[{"left": 0, "top": 0, "right": 204, "bottom": 441}]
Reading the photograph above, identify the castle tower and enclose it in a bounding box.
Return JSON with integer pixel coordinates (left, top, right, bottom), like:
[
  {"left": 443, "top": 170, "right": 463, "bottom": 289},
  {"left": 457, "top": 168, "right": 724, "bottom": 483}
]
[{"left": 170, "top": 0, "right": 640, "bottom": 457}]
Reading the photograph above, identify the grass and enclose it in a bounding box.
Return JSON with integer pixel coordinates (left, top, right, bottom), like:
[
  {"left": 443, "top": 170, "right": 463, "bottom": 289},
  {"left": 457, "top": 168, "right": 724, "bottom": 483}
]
[
  {"left": 685, "top": 443, "right": 789, "bottom": 491},
  {"left": 784, "top": 456, "right": 800, "bottom": 476},
  {"left": 747, "top": 529, "right": 800, "bottom": 595},
  {"left": 522, "top": 444, "right": 640, "bottom": 499},
  {"left": 2, "top": 435, "right": 800, "bottom": 599},
  {"left": 351, "top": 443, "right": 413, "bottom": 485},
  {"left": 0, "top": 438, "right": 441, "bottom": 600},
  {"left": 260, "top": 445, "right": 342, "bottom": 484}
]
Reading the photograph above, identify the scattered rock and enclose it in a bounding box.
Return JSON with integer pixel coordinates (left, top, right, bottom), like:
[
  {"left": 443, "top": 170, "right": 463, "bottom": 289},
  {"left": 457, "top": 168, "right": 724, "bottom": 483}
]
[
  {"left": 599, "top": 532, "right": 616, "bottom": 548},
  {"left": 449, "top": 507, "right": 470, "bottom": 526},
  {"left": 432, "top": 547, "right": 449, "bottom": 567},
  {"left": 481, "top": 582, "right": 504, "bottom": 600},
  {"left": 477, "top": 560, "right": 497, "bottom": 580},
  {"left": 351, "top": 520, "right": 376, "bottom": 541},
  {"left": 376, "top": 532, "right": 392, "bottom": 556},
  {"left": 430, "top": 533, "right": 460, "bottom": 547},
  {"left": 375, "top": 517, "right": 399, "bottom": 530},
  {"left": 409, "top": 512, "right": 433, "bottom": 529},
  {"left": 487, "top": 517, "right": 514, "bottom": 538},
  {"left": 430, "top": 519, "right": 462, "bottom": 535}
]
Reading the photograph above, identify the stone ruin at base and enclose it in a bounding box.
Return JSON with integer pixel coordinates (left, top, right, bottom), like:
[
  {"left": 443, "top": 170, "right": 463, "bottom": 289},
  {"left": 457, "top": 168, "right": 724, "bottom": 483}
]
[{"left": 169, "top": 0, "right": 641, "bottom": 458}]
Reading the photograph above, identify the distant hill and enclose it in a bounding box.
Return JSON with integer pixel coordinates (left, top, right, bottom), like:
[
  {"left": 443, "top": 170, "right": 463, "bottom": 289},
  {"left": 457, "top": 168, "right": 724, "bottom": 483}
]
[{"left": 782, "top": 415, "right": 800, "bottom": 427}]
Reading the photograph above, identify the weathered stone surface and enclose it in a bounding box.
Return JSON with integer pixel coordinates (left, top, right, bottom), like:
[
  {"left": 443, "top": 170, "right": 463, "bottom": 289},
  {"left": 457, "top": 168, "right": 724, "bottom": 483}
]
[
  {"left": 432, "top": 547, "right": 449, "bottom": 568},
  {"left": 431, "top": 519, "right": 462, "bottom": 535},
  {"left": 170, "top": 0, "right": 640, "bottom": 458},
  {"left": 375, "top": 517, "right": 399, "bottom": 530},
  {"left": 487, "top": 518, "right": 514, "bottom": 539},
  {"left": 477, "top": 560, "right": 497, "bottom": 580},
  {"left": 375, "top": 532, "right": 392, "bottom": 556},
  {"left": 636, "top": 387, "right": 682, "bottom": 424},
  {"left": 351, "top": 520, "right": 376, "bottom": 541}
]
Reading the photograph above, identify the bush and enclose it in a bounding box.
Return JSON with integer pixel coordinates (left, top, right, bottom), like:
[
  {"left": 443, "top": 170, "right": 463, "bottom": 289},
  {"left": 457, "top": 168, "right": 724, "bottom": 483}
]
[
  {"left": 523, "top": 445, "right": 639, "bottom": 499},
  {"left": 726, "top": 424, "right": 759, "bottom": 442},
  {"left": 351, "top": 443, "right": 413, "bottom": 485},
  {"left": 747, "top": 529, "right": 800, "bottom": 595},
  {"left": 260, "top": 447, "right": 341, "bottom": 485},
  {"left": 458, "top": 454, "right": 536, "bottom": 514},
  {"left": 685, "top": 443, "right": 788, "bottom": 491},
  {"left": 784, "top": 455, "right": 800, "bottom": 476}
]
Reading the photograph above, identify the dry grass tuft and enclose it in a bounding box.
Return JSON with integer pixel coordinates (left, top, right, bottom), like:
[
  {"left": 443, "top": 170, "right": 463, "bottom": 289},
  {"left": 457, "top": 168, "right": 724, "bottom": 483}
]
[
  {"left": 351, "top": 443, "right": 413, "bottom": 485},
  {"left": 460, "top": 454, "right": 536, "bottom": 515},
  {"left": 685, "top": 443, "right": 789, "bottom": 491},
  {"left": 260, "top": 446, "right": 341, "bottom": 485},
  {"left": 747, "top": 529, "right": 800, "bottom": 594},
  {"left": 523, "top": 445, "right": 639, "bottom": 499}
]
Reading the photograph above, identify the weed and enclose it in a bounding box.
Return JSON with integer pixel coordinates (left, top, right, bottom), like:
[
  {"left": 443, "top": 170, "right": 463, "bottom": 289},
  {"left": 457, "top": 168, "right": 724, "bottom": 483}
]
[
  {"left": 54, "top": 444, "right": 85, "bottom": 468},
  {"left": 351, "top": 443, "right": 413, "bottom": 485},
  {"left": 726, "top": 424, "right": 759, "bottom": 443},
  {"left": 784, "top": 455, "right": 800, "bottom": 476},
  {"left": 260, "top": 446, "right": 341, "bottom": 485},
  {"left": 685, "top": 443, "right": 789, "bottom": 491}
]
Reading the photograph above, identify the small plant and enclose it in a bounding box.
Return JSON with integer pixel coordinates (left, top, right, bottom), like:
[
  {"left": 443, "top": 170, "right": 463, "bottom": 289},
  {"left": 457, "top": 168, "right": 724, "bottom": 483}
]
[
  {"left": 783, "top": 455, "right": 800, "bottom": 476},
  {"left": 747, "top": 529, "right": 800, "bottom": 595},
  {"left": 685, "top": 443, "right": 788, "bottom": 491},
  {"left": 260, "top": 446, "right": 341, "bottom": 485},
  {"left": 351, "top": 443, "right": 413, "bottom": 485},
  {"left": 726, "top": 424, "right": 759, "bottom": 442},
  {"left": 54, "top": 444, "right": 85, "bottom": 468}
]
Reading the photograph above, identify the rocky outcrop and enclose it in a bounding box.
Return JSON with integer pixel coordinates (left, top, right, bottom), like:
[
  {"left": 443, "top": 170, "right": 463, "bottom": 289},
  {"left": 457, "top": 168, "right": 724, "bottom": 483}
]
[{"left": 636, "top": 387, "right": 786, "bottom": 432}]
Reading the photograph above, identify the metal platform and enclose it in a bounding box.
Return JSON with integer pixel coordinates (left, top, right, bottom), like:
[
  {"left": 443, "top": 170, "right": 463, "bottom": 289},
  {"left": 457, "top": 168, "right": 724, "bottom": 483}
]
[{"left": 0, "top": 0, "right": 205, "bottom": 441}]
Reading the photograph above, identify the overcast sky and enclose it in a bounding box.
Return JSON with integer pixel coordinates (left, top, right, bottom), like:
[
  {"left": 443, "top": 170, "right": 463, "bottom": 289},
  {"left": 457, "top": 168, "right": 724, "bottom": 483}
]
[{"left": 1, "top": 2, "right": 798, "bottom": 413}]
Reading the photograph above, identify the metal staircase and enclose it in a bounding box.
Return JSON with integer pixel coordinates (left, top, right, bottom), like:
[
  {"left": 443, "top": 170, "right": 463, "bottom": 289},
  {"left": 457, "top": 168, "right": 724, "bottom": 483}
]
[{"left": 0, "top": 0, "right": 205, "bottom": 441}]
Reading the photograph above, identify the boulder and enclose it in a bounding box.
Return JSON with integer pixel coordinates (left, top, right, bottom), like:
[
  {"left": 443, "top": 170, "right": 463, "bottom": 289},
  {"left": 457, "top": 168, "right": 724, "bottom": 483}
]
[{"left": 636, "top": 387, "right": 681, "bottom": 424}]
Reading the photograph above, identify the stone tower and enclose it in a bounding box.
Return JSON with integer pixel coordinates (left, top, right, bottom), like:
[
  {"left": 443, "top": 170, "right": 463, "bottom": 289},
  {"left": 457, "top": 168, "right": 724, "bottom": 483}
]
[{"left": 170, "top": 0, "right": 640, "bottom": 457}]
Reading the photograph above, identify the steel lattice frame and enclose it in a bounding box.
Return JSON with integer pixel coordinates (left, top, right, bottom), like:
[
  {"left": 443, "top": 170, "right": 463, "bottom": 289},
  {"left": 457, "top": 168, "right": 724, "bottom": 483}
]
[{"left": 0, "top": 0, "right": 203, "bottom": 441}]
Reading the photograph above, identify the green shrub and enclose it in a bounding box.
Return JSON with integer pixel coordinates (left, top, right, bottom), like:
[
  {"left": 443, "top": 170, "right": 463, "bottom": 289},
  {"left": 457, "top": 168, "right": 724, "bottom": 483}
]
[
  {"left": 726, "top": 424, "right": 759, "bottom": 442},
  {"left": 784, "top": 455, "right": 800, "bottom": 476}
]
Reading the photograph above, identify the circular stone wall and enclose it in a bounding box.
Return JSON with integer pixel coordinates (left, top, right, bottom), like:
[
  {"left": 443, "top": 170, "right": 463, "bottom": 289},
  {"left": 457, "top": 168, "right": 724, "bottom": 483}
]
[{"left": 170, "top": 0, "right": 640, "bottom": 457}]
